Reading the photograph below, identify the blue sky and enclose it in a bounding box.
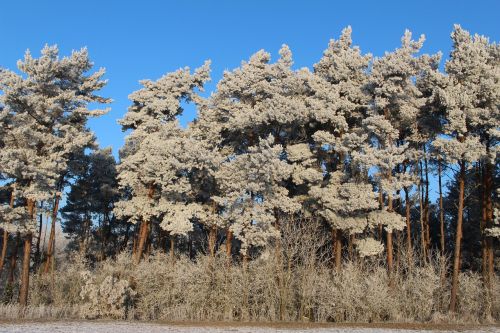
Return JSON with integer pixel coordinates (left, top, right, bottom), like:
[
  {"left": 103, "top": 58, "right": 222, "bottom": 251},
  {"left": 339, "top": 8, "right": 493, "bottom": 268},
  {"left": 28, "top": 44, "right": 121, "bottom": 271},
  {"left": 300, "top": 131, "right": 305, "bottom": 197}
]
[{"left": 1, "top": 0, "right": 499, "bottom": 158}]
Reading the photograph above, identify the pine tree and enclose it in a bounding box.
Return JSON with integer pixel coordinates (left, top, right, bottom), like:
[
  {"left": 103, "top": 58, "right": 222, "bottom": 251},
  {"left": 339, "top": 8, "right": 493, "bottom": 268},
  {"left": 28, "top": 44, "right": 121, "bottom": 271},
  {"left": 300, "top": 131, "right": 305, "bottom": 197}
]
[
  {"left": 433, "top": 25, "right": 499, "bottom": 311},
  {"left": 0, "top": 45, "right": 109, "bottom": 305},
  {"left": 115, "top": 61, "right": 210, "bottom": 263}
]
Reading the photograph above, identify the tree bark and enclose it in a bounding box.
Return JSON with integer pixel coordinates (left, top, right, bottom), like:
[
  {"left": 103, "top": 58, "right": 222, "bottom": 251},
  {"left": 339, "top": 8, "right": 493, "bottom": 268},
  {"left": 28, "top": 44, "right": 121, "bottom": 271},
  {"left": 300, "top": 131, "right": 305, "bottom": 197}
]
[
  {"left": 19, "top": 198, "right": 35, "bottom": 307},
  {"left": 438, "top": 159, "right": 445, "bottom": 253},
  {"left": 134, "top": 184, "right": 154, "bottom": 264},
  {"left": 418, "top": 161, "right": 427, "bottom": 261},
  {"left": 483, "top": 157, "right": 494, "bottom": 290},
  {"left": 34, "top": 201, "right": 43, "bottom": 268},
  {"left": 134, "top": 220, "right": 149, "bottom": 264},
  {"left": 404, "top": 187, "right": 412, "bottom": 259},
  {"left": 43, "top": 195, "right": 60, "bottom": 274},
  {"left": 208, "top": 226, "right": 217, "bottom": 257},
  {"left": 450, "top": 160, "right": 465, "bottom": 313},
  {"left": 7, "top": 232, "right": 20, "bottom": 286},
  {"left": 423, "top": 148, "right": 431, "bottom": 254},
  {"left": 0, "top": 186, "right": 15, "bottom": 274},
  {"left": 387, "top": 231, "right": 393, "bottom": 277},
  {"left": 332, "top": 228, "right": 342, "bottom": 271},
  {"left": 387, "top": 191, "right": 394, "bottom": 276},
  {"left": 169, "top": 234, "right": 175, "bottom": 262},
  {"left": 226, "top": 228, "right": 233, "bottom": 259}
]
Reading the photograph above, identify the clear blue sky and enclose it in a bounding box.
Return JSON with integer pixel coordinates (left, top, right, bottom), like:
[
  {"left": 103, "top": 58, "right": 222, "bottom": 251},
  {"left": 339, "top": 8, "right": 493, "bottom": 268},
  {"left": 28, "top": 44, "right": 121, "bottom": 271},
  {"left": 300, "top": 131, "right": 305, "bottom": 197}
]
[{"left": 1, "top": 1, "right": 499, "bottom": 158}]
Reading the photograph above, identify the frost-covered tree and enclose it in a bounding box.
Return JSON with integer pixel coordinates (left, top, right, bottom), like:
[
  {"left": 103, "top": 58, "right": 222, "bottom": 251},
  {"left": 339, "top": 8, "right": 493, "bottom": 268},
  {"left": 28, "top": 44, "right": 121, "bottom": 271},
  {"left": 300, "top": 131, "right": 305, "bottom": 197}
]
[
  {"left": 362, "top": 30, "right": 442, "bottom": 270},
  {"left": 0, "top": 45, "right": 109, "bottom": 305},
  {"left": 215, "top": 135, "right": 299, "bottom": 260},
  {"left": 115, "top": 61, "right": 210, "bottom": 263},
  {"left": 311, "top": 27, "right": 373, "bottom": 269},
  {"left": 433, "top": 25, "right": 498, "bottom": 312}
]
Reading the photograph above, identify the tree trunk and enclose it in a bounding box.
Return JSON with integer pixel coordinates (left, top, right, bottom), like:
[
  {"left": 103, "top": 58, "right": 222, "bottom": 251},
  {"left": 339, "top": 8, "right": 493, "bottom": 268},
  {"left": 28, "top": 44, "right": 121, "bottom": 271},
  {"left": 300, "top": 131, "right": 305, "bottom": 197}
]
[
  {"left": 387, "top": 231, "right": 393, "bottom": 277},
  {"left": 483, "top": 157, "right": 494, "bottom": 290},
  {"left": 423, "top": 148, "right": 431, "bottom": 254},
  {"left": 169, "top": 234, "right": 175, "bottom": 261},
  {"left": 134, "top": 220, "right": 149, "bottom": 264},
  {"left": 418, "top": 161, "right": 427, "bottom": 261},
  {"left": 19, "top": 198, "right": 35, "bottom": 307},
  {"left": 387, "top": 191, "right": 394, "bottom": 276},
  {"left": 7, "top": 232, "right": 20, "bottom": 286},
  {"left": 404, "top": 187, "right": 412, "bottom": 259},
  {"left": 226, "top": 228, "right": 233, "bottom": 259},
  {"left": 0, "top": 186, "right": 16, "bottom": 273},
  {"left": 208, "top": 226, "right": 217, "bottom": 257},
  {"left": 332, "top": 228, "right": 342, "bottom": 271},
  {"left": 134, "top": 184, "right": 154, "bottom": 264},
  {"left": 438, "top": 159, "right": 445, "bottom": 253},
  {"left": 0, "top": 230, "right": 8, "bottom": 275},
  {"left": 450, "top": 160, "right": 465, "bottom": 312},
  {"left": 34, "top": 201, "right": 43, "bottom": 268},
  {"left": 43, "top": 195, "right": 60, "bottom": 274}
]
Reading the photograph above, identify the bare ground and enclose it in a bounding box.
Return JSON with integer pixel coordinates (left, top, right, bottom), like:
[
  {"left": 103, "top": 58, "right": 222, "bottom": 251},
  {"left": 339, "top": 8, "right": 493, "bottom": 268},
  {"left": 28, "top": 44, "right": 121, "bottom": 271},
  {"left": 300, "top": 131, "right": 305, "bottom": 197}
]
[{"left": 0, "top": 321, "right": 498, "bottom": 333}]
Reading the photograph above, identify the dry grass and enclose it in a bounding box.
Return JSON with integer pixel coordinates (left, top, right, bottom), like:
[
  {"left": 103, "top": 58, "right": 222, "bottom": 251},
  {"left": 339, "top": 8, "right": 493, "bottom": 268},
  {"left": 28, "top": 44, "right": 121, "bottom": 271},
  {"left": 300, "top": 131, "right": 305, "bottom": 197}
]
[{"left": 0, "top": 221, "right": 498, "bottom": 323}]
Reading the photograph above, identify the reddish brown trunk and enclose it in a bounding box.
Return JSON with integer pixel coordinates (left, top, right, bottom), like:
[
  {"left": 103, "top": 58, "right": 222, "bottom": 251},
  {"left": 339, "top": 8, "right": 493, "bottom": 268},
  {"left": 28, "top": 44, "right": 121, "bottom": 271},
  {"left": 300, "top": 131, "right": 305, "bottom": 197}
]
[
  {"left": 208, "top": 226, "right": 217, "bottom": 257},
  {"left": 43, "top": 195, "right": 60, "bottom": 274},
  {"left": 450, "top": 160, "right": 465, "bottom": 312},
  {"left": 423, "top": 146, "right": 431, "bottom": 254},
  {"left": 226, "top": 229, "right": 233, "bottom": 259},
  {"left": 483, "top": 159, "right": 494, "bottom": 290},
  {"left": 438, "top": 160, "right": 445, "bottom": 253},
  {"left": 19, "top": 199, "right": 35, "bottom": 307},
  {"left": 387, "top": 231, "right": 393, "bottom": 277},
  {"left": 404, "top": 187, "right": 412, "bottom": 258},
  {"left": 134, "top": 220, "right": 149, "bottom": 264},
  {"left": 0, "top": 230, "right": 8, "bottom": 274},
  {"left": 134, "top": 184, "right": 154, "bottom": 264},
  {"left": 0, "top": 187, "right": 16, "bottom": 273},
  {"left": 34, "top": 202, "right": 43, "bottom": 268},
  {"left": 332, "top": 228, "right": 342, "bottom": 271}
]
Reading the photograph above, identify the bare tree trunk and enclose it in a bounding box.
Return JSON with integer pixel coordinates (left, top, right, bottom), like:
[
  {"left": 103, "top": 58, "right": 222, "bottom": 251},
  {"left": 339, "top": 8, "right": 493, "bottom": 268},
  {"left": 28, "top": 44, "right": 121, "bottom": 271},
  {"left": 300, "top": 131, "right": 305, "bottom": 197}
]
[
  {"left": 134, "top": 184, "right": 154, "bottom": 264},
  {"left": 134, "top": 220, "right": 149, "bottom": 264},
  {"left": 450, "top": 160, "right": 465, "bottom": 313},
  {"left": 34, "top": 201, "right": 43, "bottom": 268},
  {"left": 0, "top": 186, "right": 16, "bottom": 273},
  {"left": 43, "top": 195, "right": 60, "bottom": 274},
  {"left": 132, "top": 223, "right": 139, "bottom": 256},
  {"left": 483, "top": 157, "right": 494, "bottom": 291},
  {"left": 387, "top": 191, "right": 394, "bottom": 276},
  {"left": 332, "top": 228, "right": 342, "bottom": 271},
  {"left": 348, "top": 234, "right": 354, "bottom": 260},
  {"left": 387, "top": 231, "right": 394, "bottom": 276},
  {"left": 19, "top": 198, "right": 35, "bottom": 307},
  {"left": 208, "top": 226, "right": 217, "bottom": 257},
  {"left": 169, "top": 234, "right": 175, "bottom": 261},
  {"left": 423, "top": 147, "right": 431, "bottom": 255},
  {"left": 7, "top": 232, "right": 20, "bottom": 286},
  {"left": 404, "top": 187, "right": 412, "bottom": 259},
  {"left": 438, "top": 159, "right": 445, "bottom": 253},
  {"left": 226, "top": 229, "right": 233, "bottom": 259},
  {"left": 418, "top": 161, "right": 427, "bottom": 261}
]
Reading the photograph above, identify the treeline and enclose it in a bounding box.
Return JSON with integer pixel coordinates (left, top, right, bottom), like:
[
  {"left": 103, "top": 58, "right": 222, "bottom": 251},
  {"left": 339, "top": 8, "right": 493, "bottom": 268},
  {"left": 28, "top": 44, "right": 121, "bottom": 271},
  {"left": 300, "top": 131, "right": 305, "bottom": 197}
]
[{"left": 0, "top": 25, "right": 498, "bottom": 317}]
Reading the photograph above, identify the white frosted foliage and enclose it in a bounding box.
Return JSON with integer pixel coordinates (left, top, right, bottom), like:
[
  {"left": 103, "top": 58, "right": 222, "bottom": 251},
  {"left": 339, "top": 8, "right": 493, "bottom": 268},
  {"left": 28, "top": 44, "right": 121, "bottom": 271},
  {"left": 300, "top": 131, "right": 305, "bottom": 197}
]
[{"left": 355, "top": 237, "right": 385, "bottom": 258}]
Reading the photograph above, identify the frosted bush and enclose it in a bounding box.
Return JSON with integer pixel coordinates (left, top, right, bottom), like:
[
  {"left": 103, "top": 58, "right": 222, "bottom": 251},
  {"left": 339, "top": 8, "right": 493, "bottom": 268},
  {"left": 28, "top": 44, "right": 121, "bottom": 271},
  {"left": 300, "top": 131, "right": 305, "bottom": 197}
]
[
  {"left": 355, "top": 237, "right": 384, "bottom": 257},
  {"left": 80, "top": 271, "right": 136, "bottom": 319}
]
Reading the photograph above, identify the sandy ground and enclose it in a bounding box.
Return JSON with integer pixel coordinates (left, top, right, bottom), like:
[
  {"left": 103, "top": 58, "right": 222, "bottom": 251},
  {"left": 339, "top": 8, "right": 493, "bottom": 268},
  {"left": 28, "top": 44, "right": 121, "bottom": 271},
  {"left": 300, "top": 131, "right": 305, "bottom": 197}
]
[{"left": 0, "top": 322, "right": 498, "bottom": 333}]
